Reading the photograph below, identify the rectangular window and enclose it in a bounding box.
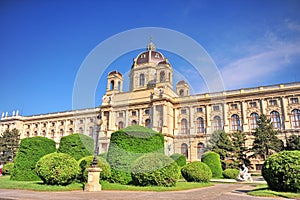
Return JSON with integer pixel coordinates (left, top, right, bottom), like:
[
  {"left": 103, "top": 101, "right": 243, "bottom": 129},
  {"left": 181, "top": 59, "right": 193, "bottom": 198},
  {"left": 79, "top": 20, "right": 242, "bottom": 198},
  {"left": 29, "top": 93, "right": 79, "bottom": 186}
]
[
  {"left": 181, "top": 109, "right": 187, "bottom": 114},
  {"left": 249, "top": 102, "right": 257, "bottom": 107},
  {"left": 132, "top": 111, "right": 137, "bottom": 116},
  {"left": 291, "top": 97, "right": 299, "bottom": 104},
  {"left": 196, "top": 107, "right": 202, "bottom": 113},
  {"left": 269, "top": 99, "right": 277, "bottom": 106},
  {"left": 231, "top": 104, "right": 238, "bottom": 109},
  {"left": 80, "top": 119, "right": 84, "bottom": 124},
  {"left": 119, "top": 112, "right": 123, "bottom": 117},
  {"left": 145, "top": 109, "right": 150, "bottom": 115},
  {"left": 213, "top": 105, "right": 220, "bottom": 111}
]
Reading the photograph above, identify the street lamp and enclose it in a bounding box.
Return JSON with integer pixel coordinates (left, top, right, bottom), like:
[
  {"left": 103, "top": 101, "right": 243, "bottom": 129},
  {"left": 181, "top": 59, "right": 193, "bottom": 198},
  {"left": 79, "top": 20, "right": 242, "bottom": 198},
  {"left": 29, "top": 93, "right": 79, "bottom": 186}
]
[
  {"left": 85, "top": 112, "right": 103, "bottom": 192},
  {"left": 91, "top": 113, "right": 102, "bottom": 167}
]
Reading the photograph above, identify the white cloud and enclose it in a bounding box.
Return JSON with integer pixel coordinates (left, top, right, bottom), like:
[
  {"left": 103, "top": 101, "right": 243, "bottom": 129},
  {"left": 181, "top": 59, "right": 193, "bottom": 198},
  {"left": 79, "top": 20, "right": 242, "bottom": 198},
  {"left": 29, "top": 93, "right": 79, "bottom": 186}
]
[
  {"left": 220, "top": 28, "right": 300, "bottom": 90},
  {"left": 221, "top": 44, "right": 300, "bottom": 89}
]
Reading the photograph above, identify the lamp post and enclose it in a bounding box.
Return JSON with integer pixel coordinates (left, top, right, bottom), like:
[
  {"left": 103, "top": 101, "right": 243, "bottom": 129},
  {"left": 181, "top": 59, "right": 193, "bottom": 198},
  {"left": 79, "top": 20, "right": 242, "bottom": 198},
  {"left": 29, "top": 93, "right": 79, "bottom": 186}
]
[
  {"left": 84, "top": 112, "right": 102, "bottom": 192},
  {"left": 91, "top": 114, "right": 102, "bottom": 167}
]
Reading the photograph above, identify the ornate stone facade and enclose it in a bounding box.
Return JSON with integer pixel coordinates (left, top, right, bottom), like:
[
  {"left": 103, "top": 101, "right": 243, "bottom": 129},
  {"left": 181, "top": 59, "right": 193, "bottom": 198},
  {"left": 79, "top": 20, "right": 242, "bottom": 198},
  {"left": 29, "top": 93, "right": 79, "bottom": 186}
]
[{"left": 1, "top": 41, "right": 300, "bottom": 170}]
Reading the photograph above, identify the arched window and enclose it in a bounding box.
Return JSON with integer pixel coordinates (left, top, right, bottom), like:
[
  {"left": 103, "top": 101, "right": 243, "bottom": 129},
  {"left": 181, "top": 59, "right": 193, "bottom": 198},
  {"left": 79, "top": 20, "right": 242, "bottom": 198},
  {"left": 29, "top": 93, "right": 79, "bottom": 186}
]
[
  {"left": 231, "top": 114, "right": 241, "bottom": 131},
  {"left": 197, "top": 143, "right": 205, "bottom": 160},
  {"left": 69, "top": 128, "right": 73, "bottom": 134},
  {"left": 196, "top": 117, "right": 205, "bottom": 133},
  {"left": 179, "top": 89, "right": 184, "bottom": 97},
  {"left": 160, "top": 71, "right": 165, "bottom": 82},
  {"left": 132, "top": 120, "right": 137, "bottom": 125},
  {"left": 270, "top": 111, "right": 281, "bottom": 129},
  {"left": 180, "top": 119, "right": 188, "bottom": 134},
  {"left": 212, "top": 116, "right": 222, "bottom": 131},
  {"left": 89, "top": 127, "right": 93, "bottom": 137},
  {"left": 139, "top": 74, "right": 145, "bottom": 86},
  {"left": 249, "top": 113, "right": 259, "bottom": 129},
  {"left": 118, "top": 121, "right": 124, "bottom": 130},
  {"left": 79, "top": 127, "right": 84, "bottom": 134},
  {"left": 145, "top": 119, "right": 151, "bottom": 128},
  {"left": 118, "top": 81, "right": 121, "bottom": 91},
  {"left": 110, "top": 80, "right": 114, "bottom": 90},
  {"left": 181, "top": 143, "right": 188, "bottom": 158},
  {"left": 291, "top": 109, "right": 300, "bottom": 128}
]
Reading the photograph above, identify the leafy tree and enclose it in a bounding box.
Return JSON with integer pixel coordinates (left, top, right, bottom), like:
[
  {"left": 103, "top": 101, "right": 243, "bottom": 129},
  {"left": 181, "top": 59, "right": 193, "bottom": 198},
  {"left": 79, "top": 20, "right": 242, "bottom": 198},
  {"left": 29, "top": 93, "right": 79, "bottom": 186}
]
[
  {"left": 250, "top": 114, "right": 284, "bottom": 160},
  {"left": 0, "top": 128, "right": 20, "bottom": 163},
  {"left": 286, "top": 134, "right": 300, "bottom": 150},
  {"left": 208, "top": 130, "right": 233, "bottom": 160},
  {"left": 231, "top": 131, "right": 250, "bottom": 166}
]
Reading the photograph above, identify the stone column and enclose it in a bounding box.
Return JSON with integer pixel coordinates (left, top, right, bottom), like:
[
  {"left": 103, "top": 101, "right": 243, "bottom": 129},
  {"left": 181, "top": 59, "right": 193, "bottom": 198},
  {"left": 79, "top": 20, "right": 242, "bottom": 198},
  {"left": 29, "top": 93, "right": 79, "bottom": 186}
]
[
  {"left": 281, "top": 96, "right": 290, "bottom": 130},
  {"left": 241, "top": 101, "right": 247, "bottom": 132},
  {"left": 205, "top": 105, "right": 211, "bottom": 134},
  {"left": 223, "top": 103, "right": 229, "bottom": 132},
  {"left": 84, "top": 167, "right": 102, "bottom": 192}
]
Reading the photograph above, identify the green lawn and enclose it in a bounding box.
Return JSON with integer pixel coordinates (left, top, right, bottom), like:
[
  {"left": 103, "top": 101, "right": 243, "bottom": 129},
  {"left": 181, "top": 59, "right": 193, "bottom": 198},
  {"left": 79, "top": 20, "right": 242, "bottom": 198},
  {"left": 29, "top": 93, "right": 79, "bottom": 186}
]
[
  {"left": 0, "top": 176, "right": 83, "bottom": 191},
  {"left": 0, "top": 176, "right": 213, "bottom": 192},
  {"left": 248, "top": 184, "right": 300, "bottom": 199}
]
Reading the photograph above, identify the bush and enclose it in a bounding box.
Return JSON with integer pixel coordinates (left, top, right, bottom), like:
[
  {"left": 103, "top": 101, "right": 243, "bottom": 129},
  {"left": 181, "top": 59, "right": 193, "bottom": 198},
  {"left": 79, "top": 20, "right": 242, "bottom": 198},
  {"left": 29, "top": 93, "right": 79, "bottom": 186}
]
[
  {"left": 201, "top": 152, "right": 223, "bottom": 178},
  {"left": 222, "top": 168, "right": 239, "bottom": 179},
  {"left": 131, "top": 153, "right": 179, "bottom": 187},
  {"left": 99, "top": 152, "right": 108, "bottom": 161},
  {"left": 57, "top": 133, "right": 94, "bottom": 161},
  {"left": 107, "top": 125, "right": 164, "bottom": 184},
  {"left": 181, "top": 161, "right": 212, "bottom": 182},
  {"left": 11, "top": 137, "right": 56, "bottom": 181},
  {"left": 78, "top": 155, "right": 111, "bottom": 182},
  {"left": 36, "top": 152, "right": 79, "bottom": 185},
  {"left": 262, "top": 150, "right": 300, "bottom": 193},
  {"left": 170, "top": 153, "right": 186, "bottom": 167},
  {"left": 2, "top": 162, "right": 14, "bottom": 175}
]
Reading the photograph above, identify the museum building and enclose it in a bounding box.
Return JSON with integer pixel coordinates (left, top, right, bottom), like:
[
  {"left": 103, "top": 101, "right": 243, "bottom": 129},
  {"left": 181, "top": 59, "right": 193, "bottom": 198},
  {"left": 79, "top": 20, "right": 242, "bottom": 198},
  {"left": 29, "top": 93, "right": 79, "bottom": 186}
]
[{"left": 1, "top": 41, "right": 300, "bottom": 170}]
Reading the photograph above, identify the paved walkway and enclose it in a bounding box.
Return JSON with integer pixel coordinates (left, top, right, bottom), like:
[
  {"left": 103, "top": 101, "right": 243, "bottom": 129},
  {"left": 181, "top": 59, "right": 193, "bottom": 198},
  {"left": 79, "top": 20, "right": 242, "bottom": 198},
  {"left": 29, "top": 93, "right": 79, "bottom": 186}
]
[{"left": 0, "top": 183, "right": 294, "bottom": 200}]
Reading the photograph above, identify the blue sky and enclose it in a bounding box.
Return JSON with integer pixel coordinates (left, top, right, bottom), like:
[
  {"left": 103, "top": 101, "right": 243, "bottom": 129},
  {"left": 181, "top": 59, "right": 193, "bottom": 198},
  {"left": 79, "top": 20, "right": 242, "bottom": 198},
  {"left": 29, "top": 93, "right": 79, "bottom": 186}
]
[{"left": 0, "top": 0, "right": 300, "bottom": 116}]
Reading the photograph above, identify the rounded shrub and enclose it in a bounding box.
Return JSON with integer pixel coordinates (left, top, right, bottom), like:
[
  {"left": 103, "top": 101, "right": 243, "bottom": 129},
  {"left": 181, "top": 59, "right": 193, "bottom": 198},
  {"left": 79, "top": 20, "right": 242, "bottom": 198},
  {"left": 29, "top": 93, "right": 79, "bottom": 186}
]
[
  {"left": 2, "top": 162, "right": 14, "bottom": 175},
  {"left": 57, "top": 133, "right": 94, "bottom": 161},
  {"left": 222, "top": 168, "right": 239, "bottom": 179},
  {"left": 181, "top": 161, "right": 212, "bottom": 182},
  {"left": 36, "top": 152, "right": 79, "bottom": 185},
  {"left": 107, "top": 125, "right": 164, "bottom": 184},
  {"left": 170, "top": 153, "right": 186, "bottom": 167},
  {"left": 262, "top": 150, "right": 300, "bottom": 193},
  {"left": 78, "top": 155, "right": 111, "bottom": 182},
  {"left": 11, "top": 136, "right": 56, "bottom": 181},
  {"left": 201, "top": 152, "right": 223, "bottom": 178},
  {"left": 131, "top": 153, "right": 179, "bottom": 187}
]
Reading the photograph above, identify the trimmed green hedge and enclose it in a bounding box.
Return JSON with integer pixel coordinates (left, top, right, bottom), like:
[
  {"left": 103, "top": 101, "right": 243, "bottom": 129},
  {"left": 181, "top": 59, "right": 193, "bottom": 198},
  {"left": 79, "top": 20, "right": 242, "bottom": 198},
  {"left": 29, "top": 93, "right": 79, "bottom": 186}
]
[
  {"left": 201, "top": 152, "right": 223, "bottom": 178},
  {"left": 11, "top": 137, "right": 56, "bottom": 181},
  {"left": 222, "top": 168, "right": 239, "bottom": 179},
  {"left": 131, "top": 153, "right": 179, "bottom": 187},
  {"left": 2, "top": 162, "right": 14, "bottom": 175},
  {"left": 36, "top": 152, "right": 79, "bottom": 185},
  {"left": 181, "top": 161, "right": 212, "bottom": 182},
  {"left": 78, "top": 155, "right": 111, "bottom": 182},
  {"left": 107, "top": 125, "right": 164, "bottom": 184},
  {"left": 170, "top": 153, "right": 186, "bottom": 167},
  {"left": 57, "top": 133, "right": 94, "bottom": 161},
  {"left": 262, "top": 150, "right": 300, "bottom": 193}
]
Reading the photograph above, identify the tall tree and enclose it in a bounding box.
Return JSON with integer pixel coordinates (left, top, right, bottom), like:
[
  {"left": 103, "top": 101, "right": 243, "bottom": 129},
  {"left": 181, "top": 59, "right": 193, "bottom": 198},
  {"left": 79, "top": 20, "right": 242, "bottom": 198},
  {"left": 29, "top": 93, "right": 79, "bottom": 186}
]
[
  {"left": 250, "top": 114, "right": 284, "bottom": 160},
  {"left": 286, "top": 134, "right": 300, "bottom": 150},
  {"left": 208, "top": 130, "right": 233, "bottom": 160},
  {"left": 0, "top": 128, "right": 20, "bottom": 162},
  {"left": 231, "top": 131, "right": 250, "bottom": 166}
]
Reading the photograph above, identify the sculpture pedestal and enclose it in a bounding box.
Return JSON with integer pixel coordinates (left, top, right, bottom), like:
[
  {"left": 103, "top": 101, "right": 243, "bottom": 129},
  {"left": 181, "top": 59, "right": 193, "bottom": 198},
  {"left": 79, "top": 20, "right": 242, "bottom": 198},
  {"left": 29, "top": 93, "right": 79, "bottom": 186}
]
[{"left": 84, "top": 167, "right": 102, "bottom": 192}]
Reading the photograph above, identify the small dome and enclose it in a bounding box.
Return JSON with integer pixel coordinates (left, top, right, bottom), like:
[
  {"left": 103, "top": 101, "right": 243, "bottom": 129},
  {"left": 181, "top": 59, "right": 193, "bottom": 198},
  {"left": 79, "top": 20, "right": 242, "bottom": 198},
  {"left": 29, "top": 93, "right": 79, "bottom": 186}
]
[
  {"left": 108, "top": 70, "right": 122, "bottom": 77},
  {"left": 176, "top": 80, "right": 187, "bottom": 85}
]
